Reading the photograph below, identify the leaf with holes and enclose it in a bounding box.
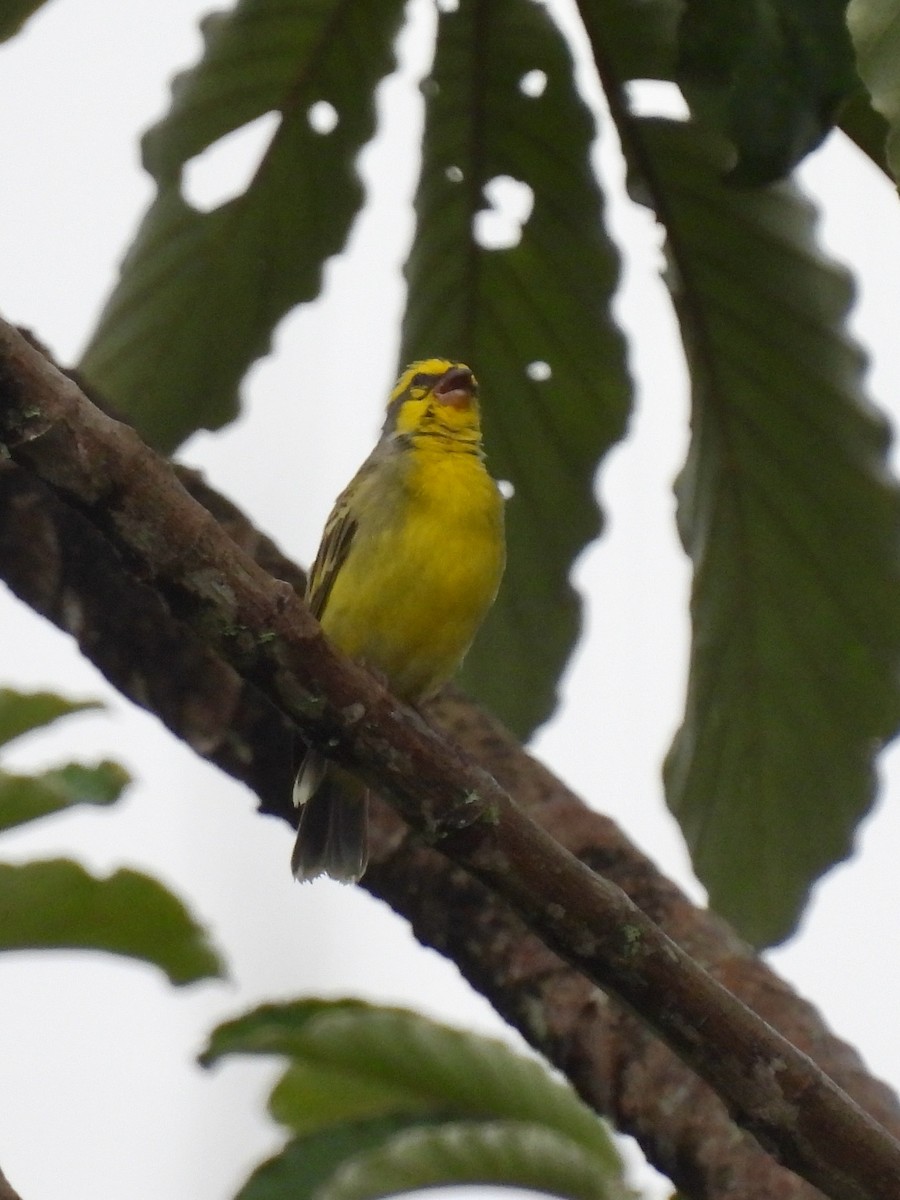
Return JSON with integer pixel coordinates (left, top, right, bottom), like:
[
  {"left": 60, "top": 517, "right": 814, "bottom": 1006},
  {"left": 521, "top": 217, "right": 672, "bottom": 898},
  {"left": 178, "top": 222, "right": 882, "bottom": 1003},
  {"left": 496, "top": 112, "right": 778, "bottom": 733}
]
[
  {"left": 579, "top": 0, "right": 886, "bottom": 180},
  {"left": 636, "top": 118, "right": 900, "bottom": 946},
  {"left": 400, "top": 0, "right": 631, "bottom": 737},
  {"left": 78, "top": 0, "right": 406, "bottom": 451},
  {"left": 0, "top": 860, "right": 223, "bottom": 983}
]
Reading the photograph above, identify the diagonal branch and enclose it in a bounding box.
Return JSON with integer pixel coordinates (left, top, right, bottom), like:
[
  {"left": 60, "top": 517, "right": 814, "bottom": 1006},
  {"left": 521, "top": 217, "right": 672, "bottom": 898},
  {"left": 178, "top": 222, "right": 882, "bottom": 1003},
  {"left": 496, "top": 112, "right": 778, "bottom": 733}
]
[
  {"left": 4, "top": 458, "right": 888, "bottom": 1200},
  {"left": 1, "top": 318, "right": 900, "bottom": 1200},
  {"left": 0, "top": 1167, "right": 23, "bottom": 1200}
]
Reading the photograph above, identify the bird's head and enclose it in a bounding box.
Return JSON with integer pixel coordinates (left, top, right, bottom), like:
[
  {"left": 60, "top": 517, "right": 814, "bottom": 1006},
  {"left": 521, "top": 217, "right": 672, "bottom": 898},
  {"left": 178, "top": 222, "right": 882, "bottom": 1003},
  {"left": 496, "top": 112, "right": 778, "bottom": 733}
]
[{"left": 382, "top": 359, "right": 483, "bottom": 444}]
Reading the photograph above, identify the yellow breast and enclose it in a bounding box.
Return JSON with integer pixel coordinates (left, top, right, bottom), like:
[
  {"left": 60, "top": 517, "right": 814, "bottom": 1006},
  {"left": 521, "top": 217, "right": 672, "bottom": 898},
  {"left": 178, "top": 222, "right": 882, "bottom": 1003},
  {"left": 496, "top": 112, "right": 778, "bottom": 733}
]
[{"left": 321, "top": 445, "right": 505, "bottom": 701}]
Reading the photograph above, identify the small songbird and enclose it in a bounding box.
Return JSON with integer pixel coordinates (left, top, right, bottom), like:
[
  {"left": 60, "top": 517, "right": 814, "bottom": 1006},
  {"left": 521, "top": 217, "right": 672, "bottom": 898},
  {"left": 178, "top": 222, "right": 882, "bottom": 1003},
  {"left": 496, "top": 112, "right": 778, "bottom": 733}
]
[{"left": 292, "top": 358, "right": 507, "bottom": 883}]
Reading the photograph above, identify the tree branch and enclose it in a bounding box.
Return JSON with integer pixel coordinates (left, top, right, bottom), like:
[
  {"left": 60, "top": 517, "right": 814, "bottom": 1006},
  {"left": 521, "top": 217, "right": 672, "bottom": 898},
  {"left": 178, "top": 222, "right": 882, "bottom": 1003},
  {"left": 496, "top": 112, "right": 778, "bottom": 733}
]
[
  {"left": 0, "top": 1167, "right": 23, "bottom": 1200},
  {"left": 1, "top": 319, "right": 900, "bottom": 1200}
]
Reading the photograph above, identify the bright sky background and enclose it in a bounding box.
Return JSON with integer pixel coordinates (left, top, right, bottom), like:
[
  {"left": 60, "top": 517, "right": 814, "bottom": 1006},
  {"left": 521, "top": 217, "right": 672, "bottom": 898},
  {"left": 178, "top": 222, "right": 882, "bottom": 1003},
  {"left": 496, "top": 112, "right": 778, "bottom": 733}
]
[{"left": 2, "top": 2, "right": 900, "bottom": 1199}]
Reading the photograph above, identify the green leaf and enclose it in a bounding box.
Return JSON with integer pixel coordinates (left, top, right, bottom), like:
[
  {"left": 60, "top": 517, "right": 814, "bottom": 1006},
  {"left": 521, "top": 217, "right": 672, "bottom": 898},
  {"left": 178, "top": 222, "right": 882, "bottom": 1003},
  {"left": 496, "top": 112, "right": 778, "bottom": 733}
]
[
  {"left": 400, "top": 0, "right": 631, "bottom": 738},
  {"left": 0, "top": 859, "right": 224, "bottom": 983},
  {"left": 0, "top": 761, "right": 129, "bottom": 832},
  {"left": 577, "top": 0, "right": 681, "bottom": 81},
  {"left": 837, "top": 86, "right": 892, "bottom": 178},
  {"left": 0, "top": 0, "right": 52, "bottom": 41},
  {"left": 317, "top": 1120, "right": 629, "bottom": 1200},
  {"left": 237, "top": 1118, "right": 432, "bottom": 1200},
  {"left": 78, "top": 0, "right": 406, "bottom": 452},
  {"left": 677, "top": 0, "right": 857, "bottom": 183},
  {"left": 215, "top": 1003, "right": 631, "bottom": 1200},
  {"left": 0, "top": 688, "right": 101, "bottom": 749},
  {"left": 645, "top": 118, "right": 900, "bottom": 945},
  {"left": 269, "top": 1060, "right": 440, "bottom": 1135},
  {"left": 204, "top": 1001, "right": 620, "bottom": 1167},
  {"left": 848, "top": 0, "right": 900, "bottom": 183},
  {"left": 203, "top": 996, "right": 370, "bottom": 1062}
]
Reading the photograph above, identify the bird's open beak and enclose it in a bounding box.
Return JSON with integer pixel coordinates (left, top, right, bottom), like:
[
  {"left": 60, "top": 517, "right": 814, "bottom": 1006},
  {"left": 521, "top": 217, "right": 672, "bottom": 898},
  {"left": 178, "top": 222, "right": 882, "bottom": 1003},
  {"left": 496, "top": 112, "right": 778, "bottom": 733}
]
[{"left": 435, "top": 366, "right": 478, "bottom": 410}]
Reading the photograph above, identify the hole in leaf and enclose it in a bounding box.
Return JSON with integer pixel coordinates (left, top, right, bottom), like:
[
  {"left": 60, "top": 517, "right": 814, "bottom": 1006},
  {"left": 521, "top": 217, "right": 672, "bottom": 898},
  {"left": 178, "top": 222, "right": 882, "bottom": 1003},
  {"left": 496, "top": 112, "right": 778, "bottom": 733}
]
[
  {"left": 526, "top": 361, "right": 552, "bottom": 382},
  {"left": 473, "top": 176, "right": 534, "bottom": 250},
  {"left": 626, "top": 80, "right": 689, "bottom": 120},
  {"left": 181, "top": 111, "right": 281, "bottom": 213},
  {"left": 498, "top": 479, "right": 516, "bottom": 500},
  {"left": 445, "top": 164, "right": 464, "bottom": 183},
  {"left": 307, "top": 100, "right": 339, "bottom": 134},
  {"left": 519, "top": 69, "right": 547, "bottom": 97}
]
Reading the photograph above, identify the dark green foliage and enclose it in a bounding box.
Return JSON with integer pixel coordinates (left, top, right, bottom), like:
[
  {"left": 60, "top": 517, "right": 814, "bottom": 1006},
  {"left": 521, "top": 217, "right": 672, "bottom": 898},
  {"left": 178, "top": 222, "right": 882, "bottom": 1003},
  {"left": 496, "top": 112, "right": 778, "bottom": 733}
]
[
  {"left": 204, "top": 1000, "right": 631, "bottom": 1200},
  {"left": 644, "top": 120, "right": 900, "bottom": 944},
  {"left": 678, "top": 0, "right": 858, "bottom": 182},
  {"left": 79, "top": 0, "right": 407, "bottom": 450},
  {"left": 0, "top": 0, "right": 50, "bottom": 41},
  {"left": 0, "top": 860, "right": 223, "bottom": 983},
  {"left": 14, "top": 0, "right": 900, "bottom": 948},
  {"left": 400, "top": 0, "right": 631, "bottom": 736},
  {"left": 0, "top": 689, "right": 222, "bottom": 982}
]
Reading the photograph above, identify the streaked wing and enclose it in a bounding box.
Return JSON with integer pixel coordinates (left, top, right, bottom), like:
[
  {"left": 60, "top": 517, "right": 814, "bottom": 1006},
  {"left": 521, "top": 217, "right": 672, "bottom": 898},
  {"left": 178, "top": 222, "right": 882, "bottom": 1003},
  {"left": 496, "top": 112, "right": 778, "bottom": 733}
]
[{"left": 306, "top": 482, "right": 360, "bottom": 619}]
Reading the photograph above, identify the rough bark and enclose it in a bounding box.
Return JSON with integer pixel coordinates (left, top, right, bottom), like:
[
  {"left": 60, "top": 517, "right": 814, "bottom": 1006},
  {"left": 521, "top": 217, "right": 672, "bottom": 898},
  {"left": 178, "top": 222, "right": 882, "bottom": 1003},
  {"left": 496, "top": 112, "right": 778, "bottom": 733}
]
[
  {"left": 2, "top": 320, "right": 900, "bottom": 1200},
  {"left": 0, "top": 1168, "right": 23, "bottom": 1200}
]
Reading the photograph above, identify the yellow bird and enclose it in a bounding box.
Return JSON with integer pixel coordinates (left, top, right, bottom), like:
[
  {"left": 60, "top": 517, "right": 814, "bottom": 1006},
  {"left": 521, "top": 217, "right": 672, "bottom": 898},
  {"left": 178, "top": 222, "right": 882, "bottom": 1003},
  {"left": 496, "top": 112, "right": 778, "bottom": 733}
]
[{"left": 292, "top": 358, "right": 506, "bottom": 883}]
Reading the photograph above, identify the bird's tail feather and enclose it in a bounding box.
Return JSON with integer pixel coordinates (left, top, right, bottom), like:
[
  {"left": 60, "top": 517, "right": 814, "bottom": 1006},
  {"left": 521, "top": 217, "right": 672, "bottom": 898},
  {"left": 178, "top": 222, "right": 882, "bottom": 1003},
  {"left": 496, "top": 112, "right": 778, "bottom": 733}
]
[{"left": 291, "top": 753, "right": 368, "bottom": 883}]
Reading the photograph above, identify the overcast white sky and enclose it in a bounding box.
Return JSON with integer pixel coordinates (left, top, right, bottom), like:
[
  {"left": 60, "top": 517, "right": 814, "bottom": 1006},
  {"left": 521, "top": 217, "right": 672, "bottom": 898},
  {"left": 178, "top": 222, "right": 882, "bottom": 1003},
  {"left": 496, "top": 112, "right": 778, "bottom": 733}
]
[{"left": 2, "top": 2, "right": 900, "bottom": 1199}]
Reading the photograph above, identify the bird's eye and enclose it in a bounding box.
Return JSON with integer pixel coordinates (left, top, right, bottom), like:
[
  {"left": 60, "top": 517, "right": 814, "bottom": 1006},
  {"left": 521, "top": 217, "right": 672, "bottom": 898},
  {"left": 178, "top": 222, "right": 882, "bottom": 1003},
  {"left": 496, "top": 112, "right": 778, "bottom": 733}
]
[{"left": 410, "top": 372, "right": 438, "bottom": 389}]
